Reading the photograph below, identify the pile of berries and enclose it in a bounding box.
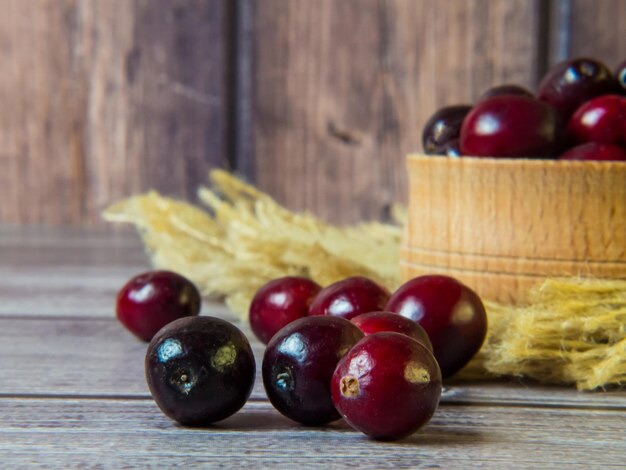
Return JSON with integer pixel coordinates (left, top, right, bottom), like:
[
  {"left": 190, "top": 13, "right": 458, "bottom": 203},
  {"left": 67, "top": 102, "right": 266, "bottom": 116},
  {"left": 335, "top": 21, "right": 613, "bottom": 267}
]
[
  {"left": 423, "top": 57, "right": 626, "bottom": 161},
  {"left": 116, "top": 270, "right": 487, "bottom": 441}
]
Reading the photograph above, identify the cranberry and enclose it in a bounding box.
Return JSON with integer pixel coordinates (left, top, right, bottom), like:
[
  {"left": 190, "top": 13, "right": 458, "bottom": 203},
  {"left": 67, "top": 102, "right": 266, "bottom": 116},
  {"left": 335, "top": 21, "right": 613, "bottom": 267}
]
[
  {"left": 385, "top": 275, "right": 487, "bottom": 378},
  {"left": 460, "top": 95, "right": 562, "bottom": 158},
  {"left": 538, "top": 57, "right": 617, "bottom": 122},
  {"left": 351, "top": 311, "right": 433, "bottom": 352},
  {"left": 145, "top": 316, "right": 255, "bottom": 426},
  {"left": 616, "top": 60, "right": 626, "bottom": 94},
  {"left": 566, "top": 95, "right": 626, "bottom": 146},
  {"left": 422, "top": 105, "right": 472, "bottom": 155},
  {"left": 478, "top": 84, "right": 533, "bottom": 101},
  {"left": 249, "top": 277, "right": 321, "bottom": 344},
  {"left": 116, "top": 270, "right": 201, "bottom": 342},
  {"left": 262, "top": 316, "right": 364, "bottom": 425},
  {"left": 308, "top": 276, "right": 390, "bottom": 320},
  {"left": 442, "top": 138, "right": 463, "bottom": 157},
  {"left": 559, "top": 142, "right": 626, "bottom": 161},
  {"left": 331, "top": 333, "right": 441, "bottom": 441}
]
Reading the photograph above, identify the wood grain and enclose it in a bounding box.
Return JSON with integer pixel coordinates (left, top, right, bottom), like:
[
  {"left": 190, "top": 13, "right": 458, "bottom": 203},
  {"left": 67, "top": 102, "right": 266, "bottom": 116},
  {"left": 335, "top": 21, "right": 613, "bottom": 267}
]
[
  {"left": 0, "top": 226, "right": 625, "bottom": 467},
  {"left": 1, "top": 398, "right": 624, "bottom": 468},
  {"left": 0, "top": 0, "right": 229, "bottom": 226},
  {"left": 568, "top": 0, "right": 626, "bottom": 68},
  {"left": 252, "top": 0, "right": 542, "bottom": 224},
  {"left": 401, "top": 155, "right": 626, "bottom": 303}
]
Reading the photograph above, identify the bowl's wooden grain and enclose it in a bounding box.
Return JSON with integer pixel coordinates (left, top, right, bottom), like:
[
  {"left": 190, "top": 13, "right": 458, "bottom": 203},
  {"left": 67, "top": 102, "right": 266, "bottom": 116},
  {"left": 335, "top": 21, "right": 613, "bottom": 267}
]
[{"left": 401, "top": 154, "right": 626, "bottom": 304}]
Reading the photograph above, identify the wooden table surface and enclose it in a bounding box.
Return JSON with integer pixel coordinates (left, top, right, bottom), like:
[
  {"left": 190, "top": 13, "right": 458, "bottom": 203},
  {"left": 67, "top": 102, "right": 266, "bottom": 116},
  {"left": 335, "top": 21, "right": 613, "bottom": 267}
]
[{"left": 1, "top": 226, "right": 625, "bottom": 469}]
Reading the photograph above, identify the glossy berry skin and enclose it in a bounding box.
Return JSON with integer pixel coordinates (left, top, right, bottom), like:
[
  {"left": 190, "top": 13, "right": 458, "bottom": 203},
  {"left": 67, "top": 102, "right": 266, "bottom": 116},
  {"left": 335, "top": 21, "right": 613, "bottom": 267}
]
[
  {"left": 262, "top": 316, "right": 364, "bottom": 425},
  {"left": 145, "top": 316, "right": 255, "bottom": 426},
  {"left": 460, "top": 96, "right": 562, "bottom": 158},
  {"left": 385, "top": 275, "right": 487, "bottom": 378},
  {"left": 116, "top": 270, "right": 201, "bottom": 342},
  {"left": 351, "top": 311, "right": 433, "bottom": 352},
  {"left": 538, "top": 57, "right": 617, "bottom": 122},
  {"left": 559, "top": 142, "right": 626, "bottom": 161},
  {"left": 616, "top": 60, "right": 626, "bottom": 94},
  {"left": 331, "top": 332, "right": 442, "bottom": 441},
  {"left": 308, "top": 276, "right": 390, "bottom": 320},
  {"left": 249, "top": 277, "right": 321, "bottom": 344},
  {"left": 422, "top": 105, "right": 472, "bottom": 155},
  {"left": 566, "top": 95, "right": 626, "bottom": 146},
  {"left": 478, "top": 84, "right": 533, "bottom": 101}
]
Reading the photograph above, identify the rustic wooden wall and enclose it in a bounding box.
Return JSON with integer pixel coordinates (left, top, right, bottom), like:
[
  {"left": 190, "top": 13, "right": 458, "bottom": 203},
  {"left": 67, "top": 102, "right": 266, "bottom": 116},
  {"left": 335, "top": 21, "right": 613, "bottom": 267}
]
[{"left": 0, "top": 0, "right": 624, "bottom": 226}]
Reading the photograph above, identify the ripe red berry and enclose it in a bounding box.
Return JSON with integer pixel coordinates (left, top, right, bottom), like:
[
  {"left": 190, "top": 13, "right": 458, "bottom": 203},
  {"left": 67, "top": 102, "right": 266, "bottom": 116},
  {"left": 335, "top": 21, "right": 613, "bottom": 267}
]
[
  {"left": 332, "top": 333, "right": 442, "bottom": 441},
  {"left": 116, "top": 270, "right": 201, "bottom": 342},
  {"left": 263, "top": 316, "right": 364, "bottom": 425},
  {"left": 308, "top": 276, "right": 390, "bottom": 320},
  {"left": 538, "top": 57, "right": 617, "bottom": 122},
  {"left": 566, "top": 95, "right": 626, "bottom": 146},
  {"left": 559, "top": 142, "right": 626, "bottom": 161},
  {"left": 351, "top": 311, "right": 433, "bottom": 352},
  {"left": 385, "top": 275, "right": 487, "bottom": 378},
  {"left": 249, "top": 277, "right": 321, "bottom": 344},
  {"left": 478, "top": 84, "right": 533, "bottom": 101},
  {"left": 460, "top": 96, "right": 562, "bottom": 158}
]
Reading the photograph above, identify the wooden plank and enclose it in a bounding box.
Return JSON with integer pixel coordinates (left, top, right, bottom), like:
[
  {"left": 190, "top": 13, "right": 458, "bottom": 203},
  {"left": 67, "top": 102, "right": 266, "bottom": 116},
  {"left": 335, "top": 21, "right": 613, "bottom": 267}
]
[
  {"left": 0, "top": 0, "right": 229, "bottom": 226},
  {"left": 252, "top": 0, "right": 542, "bottom": 224},
  {"left": 0, "top": 398, "right": 624, "bottom": 468},
  {"left": 1, "top": 317, "right": 625, "bottom": 409},
  {"left": 567, "top": 0, "right": 626, "bottom": 69}
]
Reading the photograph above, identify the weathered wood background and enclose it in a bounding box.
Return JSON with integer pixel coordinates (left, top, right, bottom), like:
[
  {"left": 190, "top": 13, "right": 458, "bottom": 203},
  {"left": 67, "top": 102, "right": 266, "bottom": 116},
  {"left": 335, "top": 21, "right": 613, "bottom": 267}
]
[{"left": 1, "top": 0, "right": 624, "bottom": 226}]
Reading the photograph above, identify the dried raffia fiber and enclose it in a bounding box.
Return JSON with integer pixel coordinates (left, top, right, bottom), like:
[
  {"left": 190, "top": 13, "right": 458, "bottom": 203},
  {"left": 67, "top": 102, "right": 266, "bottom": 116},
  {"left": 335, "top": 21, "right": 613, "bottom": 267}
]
[{"left": 103, "top": 170, "right": 626, "bottom": 390}]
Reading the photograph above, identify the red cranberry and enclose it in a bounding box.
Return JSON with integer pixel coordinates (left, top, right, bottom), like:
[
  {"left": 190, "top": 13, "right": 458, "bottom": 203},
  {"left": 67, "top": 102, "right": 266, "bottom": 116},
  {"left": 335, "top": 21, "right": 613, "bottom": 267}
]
[
  {"left": 559, "top": 142, "right": 626, "bottom": 161},
  {"left": 478, "top": 84, "right": 533, "bottom": 101},
  {"left": 566, "top": 95, "right": 626, "bottom": 146},
  {"left": 538, "top": 57, "right": 617, "bottom": 122},
  {"left": 262, "top": 316, "right": 364, "bottom": 425},
  {"left": 351, "top": 311, "right": 433, "bottom": 352},
  {"left": 616, "top": 60, "right": 626, "bottom": 94},
  {"left": 331, "top": 333, "right": 442, "bottom": 441},
  {"left": 249, "top": 277, "right": 321, "bottom": 344},
  {"left": 308, "top": 276, "right": 390, "bottom": 320},
  {"left": 460, "top": 95, "right": 562, "bottom": 158},
  {"left": 116, "top": 270, "right": 201, "bottom": 342},
  {"left": 145, "top": 316, "right": 255, "bottom": 426},
  {"left": 422, "top": 105, "right": 472, "bottom": 155},
  {"left": 385, "top": 275, "right": 487, "bottom": 378}
]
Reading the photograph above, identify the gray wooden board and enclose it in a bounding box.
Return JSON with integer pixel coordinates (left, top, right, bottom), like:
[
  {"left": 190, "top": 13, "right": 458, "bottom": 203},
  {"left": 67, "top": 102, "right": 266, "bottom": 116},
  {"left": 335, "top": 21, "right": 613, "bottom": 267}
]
[
  {"left": 2, "top": 226, "right": 626, "bottom": 467},
  {"left": 1, "top": 317, "right": 625, "bottom": 409},
  {"left": 1, "top": 398, "right": 624, "bottom": 469}
]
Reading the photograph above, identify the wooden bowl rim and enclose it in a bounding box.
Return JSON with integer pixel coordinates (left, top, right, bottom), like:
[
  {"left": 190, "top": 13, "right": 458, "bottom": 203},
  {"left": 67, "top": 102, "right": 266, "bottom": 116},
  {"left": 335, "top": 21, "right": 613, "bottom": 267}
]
[{"left": 407, "top": 153, "right": 626, "bottom": 171}]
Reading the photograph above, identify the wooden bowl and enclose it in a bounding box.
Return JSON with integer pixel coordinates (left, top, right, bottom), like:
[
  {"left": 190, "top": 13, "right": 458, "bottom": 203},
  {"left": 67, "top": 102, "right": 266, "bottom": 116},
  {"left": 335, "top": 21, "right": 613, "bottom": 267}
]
[{"left": 401, "top": 154, "right": 626, "bottom": 304}]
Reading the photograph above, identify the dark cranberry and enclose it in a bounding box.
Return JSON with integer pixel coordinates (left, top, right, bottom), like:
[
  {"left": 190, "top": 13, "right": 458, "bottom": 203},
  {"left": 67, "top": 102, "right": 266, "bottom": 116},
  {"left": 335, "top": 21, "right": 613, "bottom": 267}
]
[
  {"left": 478, "top": 84, "right": 533, "bottom": 101},
  {"left": 616, "top": 60, "right": 626, "bottom": 94},
  {"left": 559, "top": 142, "right": 626, "bottom": 161},
  {"left": 249, "top": 277, "right": 321, "bottom": 344},
  {"left": 262, "top": 316, "right": 364, "bottom": 425},
  {"left": 351, "top": 311, "right": 433, "bottom": 352},
  {"left": 460, "top": 96, "right": 562, "bottom": 158},
  {"left": 422, "top": 105, "right": 472, "bottom": 155},
  {"left": 116, "top": 270, "right": 201, "bottom": 342},
  {"left": 566, "top": 95, "right": 626, "bottom": 146},
  {"left": 385, "top": 275, "right": 487, "bottom": 378},
  {"left": 331, "top": 332, "right": 441, "bottom": 441},
  {"left": 145, "top": 316, "right": 255, "bottom": 426},
  {"left": 442, "top": 138, "right": 463, "bottom": 157},
  {"left": 538, "top": 57, "right": 617, "bottom": 122},
  {"left": 308, "top": 276, "right": 390, "bottom": 320}
]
